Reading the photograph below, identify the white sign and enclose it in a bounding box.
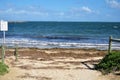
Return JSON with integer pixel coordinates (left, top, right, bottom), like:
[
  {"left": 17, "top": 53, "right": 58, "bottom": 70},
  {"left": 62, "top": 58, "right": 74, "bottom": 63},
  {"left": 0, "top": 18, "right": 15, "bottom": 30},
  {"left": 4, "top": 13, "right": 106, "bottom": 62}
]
[{"left": 0, "top": 20, "right": 8, "bottom": 31}]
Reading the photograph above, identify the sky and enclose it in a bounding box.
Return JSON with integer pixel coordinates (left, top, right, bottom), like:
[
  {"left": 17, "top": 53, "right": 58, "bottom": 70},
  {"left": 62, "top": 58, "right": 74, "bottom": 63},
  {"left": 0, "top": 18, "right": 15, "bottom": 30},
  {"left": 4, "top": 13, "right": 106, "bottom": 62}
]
[{"left": 0, "top": 0, "right": 120, "bottom": 22}]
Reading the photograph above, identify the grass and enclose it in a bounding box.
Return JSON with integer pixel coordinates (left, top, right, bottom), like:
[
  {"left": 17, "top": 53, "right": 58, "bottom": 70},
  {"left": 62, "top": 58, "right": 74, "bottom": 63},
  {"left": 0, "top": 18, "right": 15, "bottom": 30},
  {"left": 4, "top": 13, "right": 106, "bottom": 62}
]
[
  {"left": 0, "top": 62, "right": 9, "bottom": 75},
  {"left": 95, "top": 51, "right": 120, "bottom": 74}
]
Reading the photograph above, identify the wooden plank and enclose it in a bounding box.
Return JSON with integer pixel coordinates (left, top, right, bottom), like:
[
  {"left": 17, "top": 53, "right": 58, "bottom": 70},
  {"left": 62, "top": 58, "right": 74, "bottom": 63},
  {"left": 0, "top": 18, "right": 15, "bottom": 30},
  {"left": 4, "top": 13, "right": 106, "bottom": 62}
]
[
  {"left": 108, "top": 36, "right": 120, "bottom": 53},
  {"left": 111, "top": 39, "right": 120, "bottom": 42}
]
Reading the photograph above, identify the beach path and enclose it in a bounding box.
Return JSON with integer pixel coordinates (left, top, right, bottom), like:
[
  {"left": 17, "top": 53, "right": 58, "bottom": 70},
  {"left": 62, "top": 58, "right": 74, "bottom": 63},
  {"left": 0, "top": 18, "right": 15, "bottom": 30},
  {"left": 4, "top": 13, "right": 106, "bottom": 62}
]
[{"left": 0, "top": 48, "right": 119, "bottom": 80}]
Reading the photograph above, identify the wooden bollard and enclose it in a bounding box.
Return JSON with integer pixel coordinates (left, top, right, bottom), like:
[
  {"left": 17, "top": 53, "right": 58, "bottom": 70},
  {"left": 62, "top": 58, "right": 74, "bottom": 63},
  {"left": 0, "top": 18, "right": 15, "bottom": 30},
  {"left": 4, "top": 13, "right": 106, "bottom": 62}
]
[
  {"left": 1, "top": 45, "right": 5, "bottom": 64},
  {"left": 14, "top": 44, "right": 18, "bottom": 61},
  {"left": 108, "top": 36, "right": 112, "bottom": 53}
]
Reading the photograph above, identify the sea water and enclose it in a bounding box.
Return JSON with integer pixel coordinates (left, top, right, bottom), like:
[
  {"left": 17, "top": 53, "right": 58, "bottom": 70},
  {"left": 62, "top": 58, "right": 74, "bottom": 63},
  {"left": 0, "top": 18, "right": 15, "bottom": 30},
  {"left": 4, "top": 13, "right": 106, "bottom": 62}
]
[{"left": 0, "top": 21, "right": 120, "bottom": 50}]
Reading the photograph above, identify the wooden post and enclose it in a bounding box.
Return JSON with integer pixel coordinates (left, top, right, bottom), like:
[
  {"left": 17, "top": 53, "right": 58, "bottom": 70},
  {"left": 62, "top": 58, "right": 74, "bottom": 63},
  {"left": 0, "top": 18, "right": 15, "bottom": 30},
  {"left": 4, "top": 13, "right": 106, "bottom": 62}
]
[
  {"left": 1, "top": 45, "right": 5, "bottom": 64},
  {"left": 108, "top": 36, "right": 112, "bottom": 53},
  {"left": 14, "top": 44, "right": 18, "bottom": 61}
]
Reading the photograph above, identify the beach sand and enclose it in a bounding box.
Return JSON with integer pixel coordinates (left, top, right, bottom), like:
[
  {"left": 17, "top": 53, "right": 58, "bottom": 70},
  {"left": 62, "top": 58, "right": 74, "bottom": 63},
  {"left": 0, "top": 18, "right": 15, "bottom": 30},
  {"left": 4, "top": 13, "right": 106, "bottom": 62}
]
[{"left": 0, "top": 48, "right": 120, "bottom": 80}]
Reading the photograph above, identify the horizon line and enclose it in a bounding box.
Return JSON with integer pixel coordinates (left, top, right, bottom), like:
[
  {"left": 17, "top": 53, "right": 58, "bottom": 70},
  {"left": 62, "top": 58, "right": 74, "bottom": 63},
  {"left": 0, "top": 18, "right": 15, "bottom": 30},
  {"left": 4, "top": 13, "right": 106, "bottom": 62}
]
[{"left": 7, "top": 20, "right": 120, "bottom": 23}]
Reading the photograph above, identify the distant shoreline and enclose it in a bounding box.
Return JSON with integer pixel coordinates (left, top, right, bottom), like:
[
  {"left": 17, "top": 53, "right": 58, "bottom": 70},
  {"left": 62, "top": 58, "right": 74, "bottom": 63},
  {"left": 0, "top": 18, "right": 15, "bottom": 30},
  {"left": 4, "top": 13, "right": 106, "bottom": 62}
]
[{"left": 8, "top": 21, "right": 120, "bottom": 23}]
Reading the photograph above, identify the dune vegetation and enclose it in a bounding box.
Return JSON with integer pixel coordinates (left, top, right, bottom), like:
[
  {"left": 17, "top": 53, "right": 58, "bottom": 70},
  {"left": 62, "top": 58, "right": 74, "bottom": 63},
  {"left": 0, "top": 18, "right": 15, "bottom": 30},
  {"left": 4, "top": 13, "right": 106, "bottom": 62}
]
[
  {"left": 0, "top": 62, "right": 9, "bottom": 75},
  {"left": 95, "top": 51, "right": 120, "bottom": 74}
]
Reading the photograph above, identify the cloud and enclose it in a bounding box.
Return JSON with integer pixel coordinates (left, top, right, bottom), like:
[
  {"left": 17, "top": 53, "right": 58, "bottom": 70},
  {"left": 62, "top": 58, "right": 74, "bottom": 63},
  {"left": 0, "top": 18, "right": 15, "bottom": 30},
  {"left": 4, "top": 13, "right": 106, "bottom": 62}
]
[
  {"left": 0, "top": 6, "right": 98, "bottom": 21},
  {"left": 52, "top": 11, "right": 65, "bottom": 16},
  {"left": 0, "top": 8, "right": 49, "bottom": 16},
  {"left": 81, "top": 6, "right": 92, "bottom": 13},
  {"left": 106, "top": 0, "right": 120, "bottom": 8},
  {"left": 71, "top": 6, "right": 94, "bottom": 14},
  {"left": 58, "top": 12, "right": 65, "bottom": 16},
  {"left": 6, "top": 8, "right": 27, "bottom": 14}
]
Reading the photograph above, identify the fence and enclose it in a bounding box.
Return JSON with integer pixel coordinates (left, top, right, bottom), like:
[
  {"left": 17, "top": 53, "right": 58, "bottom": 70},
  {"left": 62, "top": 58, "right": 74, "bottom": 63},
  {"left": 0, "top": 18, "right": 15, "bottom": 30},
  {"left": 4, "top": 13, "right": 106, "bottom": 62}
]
[
  {"left": 0, "top": 44, "right": 18, "bottom": 64},
  {"left": 108, "top": 36, "right": 120, "bottom": 53}
]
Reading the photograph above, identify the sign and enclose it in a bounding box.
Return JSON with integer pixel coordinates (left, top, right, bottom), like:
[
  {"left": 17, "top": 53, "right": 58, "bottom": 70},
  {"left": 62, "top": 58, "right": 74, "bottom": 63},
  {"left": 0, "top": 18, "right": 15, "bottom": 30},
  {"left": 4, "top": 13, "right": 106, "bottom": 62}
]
[
  {"left": 0, "top": 20, "right": 8, "bottom": 64},
  {"left": 0, "top": 20, "right": 8, "bottom": 31}
]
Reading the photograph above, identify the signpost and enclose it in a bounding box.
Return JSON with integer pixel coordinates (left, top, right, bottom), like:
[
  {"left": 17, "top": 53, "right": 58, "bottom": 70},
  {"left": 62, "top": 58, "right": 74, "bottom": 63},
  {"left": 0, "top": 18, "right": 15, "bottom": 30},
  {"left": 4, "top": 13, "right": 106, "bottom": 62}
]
[{"left": 0, "top": 20, "right": 8, "bottom": 63}]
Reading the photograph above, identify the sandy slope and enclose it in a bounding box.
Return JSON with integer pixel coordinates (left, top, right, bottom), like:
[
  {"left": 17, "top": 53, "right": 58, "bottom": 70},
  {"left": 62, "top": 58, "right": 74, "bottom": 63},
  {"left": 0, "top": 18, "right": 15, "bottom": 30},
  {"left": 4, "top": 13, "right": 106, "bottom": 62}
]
[{"left": 0, "top": 48, "right": 120, "bottom": 80}]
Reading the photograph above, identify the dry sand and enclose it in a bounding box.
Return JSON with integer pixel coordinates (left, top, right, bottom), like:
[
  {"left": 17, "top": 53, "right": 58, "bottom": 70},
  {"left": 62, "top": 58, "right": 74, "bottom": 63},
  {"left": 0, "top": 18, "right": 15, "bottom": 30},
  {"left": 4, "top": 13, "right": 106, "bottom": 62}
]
[{"left": 0, "top": 48, "right": 120, "bottom": 80}]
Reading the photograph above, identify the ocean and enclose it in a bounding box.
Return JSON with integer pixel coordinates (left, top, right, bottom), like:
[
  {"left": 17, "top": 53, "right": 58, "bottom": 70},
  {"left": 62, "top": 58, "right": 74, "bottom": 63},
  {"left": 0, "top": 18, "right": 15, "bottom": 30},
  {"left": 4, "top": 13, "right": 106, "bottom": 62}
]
[{"left": 0, "top": 21, "right": 120, "bottom": 50}]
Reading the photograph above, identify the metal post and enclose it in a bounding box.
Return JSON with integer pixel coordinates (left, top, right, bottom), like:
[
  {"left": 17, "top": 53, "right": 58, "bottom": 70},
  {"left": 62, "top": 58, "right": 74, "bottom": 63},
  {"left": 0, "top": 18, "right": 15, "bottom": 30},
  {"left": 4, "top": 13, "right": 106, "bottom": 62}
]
[
  {"left": 108, "top": 36, "right": 112, "bottom": 53},
  {"left": 3, "top": 31, "right": 5, "bottom": 45},
  {"left": 3, "top": 31, "right": 5, "bottom": 57}
]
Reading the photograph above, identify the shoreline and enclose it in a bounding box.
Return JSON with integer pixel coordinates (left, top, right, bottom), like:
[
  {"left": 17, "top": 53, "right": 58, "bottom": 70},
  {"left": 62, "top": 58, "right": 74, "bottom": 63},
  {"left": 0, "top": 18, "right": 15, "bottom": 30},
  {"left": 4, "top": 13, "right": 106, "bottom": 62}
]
[
  {"left": 5, "top": 47, "right": 120, "bottom": 52},
  {"left": 3, "top": 41, "right": 120, "bottom": 50}
]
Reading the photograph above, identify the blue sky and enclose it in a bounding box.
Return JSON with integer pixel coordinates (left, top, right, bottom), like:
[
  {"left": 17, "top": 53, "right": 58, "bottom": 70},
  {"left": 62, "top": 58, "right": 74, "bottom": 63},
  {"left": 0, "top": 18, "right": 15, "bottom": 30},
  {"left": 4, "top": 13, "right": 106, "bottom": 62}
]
[{"left": 0, "top": 0, "right": 120, "bottom": 22}]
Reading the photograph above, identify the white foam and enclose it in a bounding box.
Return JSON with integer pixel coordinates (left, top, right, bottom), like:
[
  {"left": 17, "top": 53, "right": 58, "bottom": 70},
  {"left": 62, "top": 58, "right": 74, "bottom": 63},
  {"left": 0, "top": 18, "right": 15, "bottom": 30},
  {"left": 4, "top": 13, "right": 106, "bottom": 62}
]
[{"left": 0, "top": 37, "right": 120, "bottom": 50}]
